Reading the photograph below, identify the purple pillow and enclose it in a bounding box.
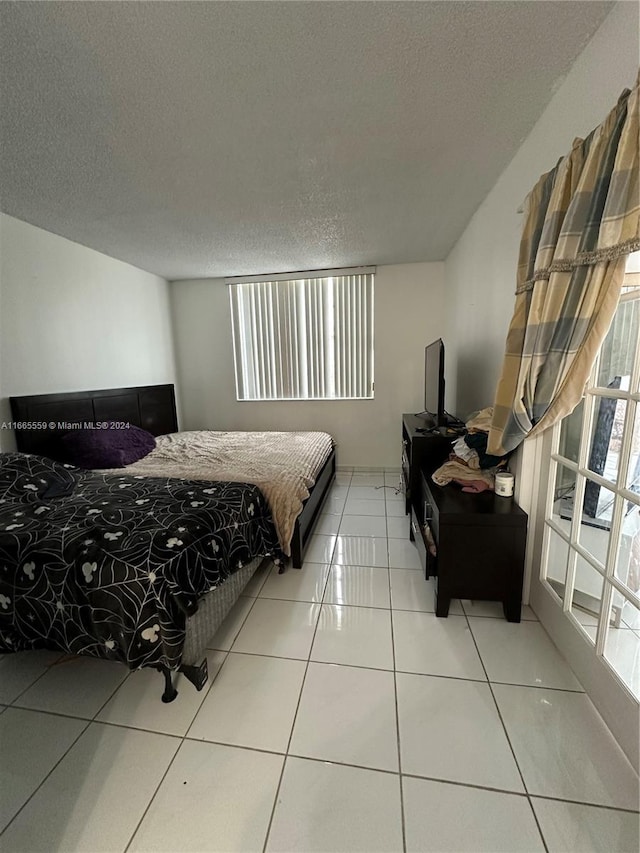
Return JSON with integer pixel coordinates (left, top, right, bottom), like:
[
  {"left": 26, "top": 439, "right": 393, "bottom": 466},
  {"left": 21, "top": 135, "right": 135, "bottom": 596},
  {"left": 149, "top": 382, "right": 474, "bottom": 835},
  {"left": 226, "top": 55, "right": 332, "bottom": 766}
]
[{"left": 60, "top": 423, "right": 156, "bottom": 469}]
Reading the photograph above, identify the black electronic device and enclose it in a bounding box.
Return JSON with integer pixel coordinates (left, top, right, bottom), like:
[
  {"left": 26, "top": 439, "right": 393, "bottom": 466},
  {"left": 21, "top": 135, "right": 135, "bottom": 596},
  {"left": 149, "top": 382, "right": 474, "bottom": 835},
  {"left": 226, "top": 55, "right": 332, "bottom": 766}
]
[{"left": 423, "top": 338, "right": 446, "bottom": 427}]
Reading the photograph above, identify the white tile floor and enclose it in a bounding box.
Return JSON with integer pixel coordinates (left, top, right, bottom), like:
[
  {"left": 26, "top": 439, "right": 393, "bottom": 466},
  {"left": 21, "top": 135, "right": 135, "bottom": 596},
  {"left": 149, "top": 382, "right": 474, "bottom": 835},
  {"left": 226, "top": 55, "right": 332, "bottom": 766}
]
[{"left": 1, "top": 469, "right": 639, "bottom": 852}]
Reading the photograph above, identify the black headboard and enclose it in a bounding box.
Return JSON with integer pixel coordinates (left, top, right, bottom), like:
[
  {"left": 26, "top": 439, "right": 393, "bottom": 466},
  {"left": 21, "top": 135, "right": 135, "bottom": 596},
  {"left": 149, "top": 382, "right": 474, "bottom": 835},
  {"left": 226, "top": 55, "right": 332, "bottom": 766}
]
[{"left": 10, "top": 384, "right": 178, "bottom": 457}]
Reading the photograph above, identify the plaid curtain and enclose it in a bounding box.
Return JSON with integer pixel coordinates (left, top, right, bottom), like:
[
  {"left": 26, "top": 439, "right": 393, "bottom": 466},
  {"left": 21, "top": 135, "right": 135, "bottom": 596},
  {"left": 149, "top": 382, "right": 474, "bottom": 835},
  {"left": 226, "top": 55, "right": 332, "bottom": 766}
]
[{"left": 488, "top": 78, "right": 639, "bottom": 457}]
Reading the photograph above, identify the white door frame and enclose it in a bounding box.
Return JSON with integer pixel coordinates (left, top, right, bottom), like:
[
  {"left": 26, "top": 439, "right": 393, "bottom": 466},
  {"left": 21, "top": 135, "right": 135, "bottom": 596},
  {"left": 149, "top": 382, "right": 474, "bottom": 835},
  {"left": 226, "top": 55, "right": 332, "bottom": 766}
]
[{"left": 517, "top": 428, "right": 640, "bottom": 772}]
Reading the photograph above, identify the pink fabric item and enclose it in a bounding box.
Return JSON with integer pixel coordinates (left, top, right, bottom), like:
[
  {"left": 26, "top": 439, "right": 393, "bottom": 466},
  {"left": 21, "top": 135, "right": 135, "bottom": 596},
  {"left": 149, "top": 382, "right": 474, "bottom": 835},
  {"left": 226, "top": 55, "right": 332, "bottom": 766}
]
[{"left": 456, "top": 479, "right": 493, "bottom": 493}]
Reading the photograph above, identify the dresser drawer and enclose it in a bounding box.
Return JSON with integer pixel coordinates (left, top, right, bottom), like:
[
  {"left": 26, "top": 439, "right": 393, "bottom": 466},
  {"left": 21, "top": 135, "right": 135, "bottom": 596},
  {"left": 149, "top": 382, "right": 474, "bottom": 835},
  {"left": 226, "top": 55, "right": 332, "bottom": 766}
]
[
  {"left": 422, "top": 474, "right": 439, "bottom": 543},
  {"left": 411, "top": 506, "right": 440, "bottom": 579},
  {"left": 410, "top": 507, "right": 427, "bottom": 574}
]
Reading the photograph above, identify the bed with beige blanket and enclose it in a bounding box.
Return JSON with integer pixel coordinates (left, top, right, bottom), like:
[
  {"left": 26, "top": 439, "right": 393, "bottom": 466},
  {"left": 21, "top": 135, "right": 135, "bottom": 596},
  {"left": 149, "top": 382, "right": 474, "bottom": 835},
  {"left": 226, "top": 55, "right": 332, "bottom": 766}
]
[{"left": 112, "top": 429, "right": 335, "bottom": 559}]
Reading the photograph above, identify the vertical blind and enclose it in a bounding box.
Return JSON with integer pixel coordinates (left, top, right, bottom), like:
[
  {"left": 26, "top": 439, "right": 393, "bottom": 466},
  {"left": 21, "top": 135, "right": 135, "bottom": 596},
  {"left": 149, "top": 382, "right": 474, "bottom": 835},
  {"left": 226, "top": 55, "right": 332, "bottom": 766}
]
[{"left": 228, "top": 272, "right": 374, "bottom": 400}]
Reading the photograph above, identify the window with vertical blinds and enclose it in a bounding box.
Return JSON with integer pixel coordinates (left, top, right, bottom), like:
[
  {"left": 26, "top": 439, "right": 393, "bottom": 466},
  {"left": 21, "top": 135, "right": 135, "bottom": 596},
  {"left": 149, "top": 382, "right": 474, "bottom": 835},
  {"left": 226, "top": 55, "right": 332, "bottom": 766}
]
[{"left": 228, "top": 270, "right": 374, "bottom": 401}]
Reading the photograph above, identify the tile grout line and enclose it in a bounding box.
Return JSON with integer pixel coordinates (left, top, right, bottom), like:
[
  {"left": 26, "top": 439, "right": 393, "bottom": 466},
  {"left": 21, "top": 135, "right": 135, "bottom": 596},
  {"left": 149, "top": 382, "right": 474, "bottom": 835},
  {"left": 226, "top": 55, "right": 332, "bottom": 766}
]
[
  {"left": 120, "top": 559, "right": 288, "bottom": 851},
  {"left": 122, "top": 572, "right": 271, "bottom": 853},
  {"left": 0, "top": 656, "right": 136, "bottom": 841},
  {"left": 398, "top": 771, "right": 636, "bottom": 814},
  {"left": 4, "top": 702, "right": 634, "bottom": 842},
  {"left": 8, "top": 623, "right": 635, "bottom": 824},
  {"left": 201, "top": 647, "right": 586, "bottom": 693},
  {"left": 0, "top": 714, "right": 92, "bottom": 840},
  {"left": 525, "top": 792, "right": 640, "bottom": 816},
  {"left": 61, "top": 704, "right": 638, "bottom": 822},
  {"left": 102, "top": 600, "right": 242, "bottom": 853},
  {"left": 3, "top": 604, "right": 636, "bottom": 832},
  {"left": 4, "top": 651, "right": 65, "bottom": 707},
  {"left": 260, "top": 490, "right": 342, "bottom": 853},
  {"left": 5, "top": 665, "right": 591, "bottom": 729},
  {"left": 123, "top": 644, "right": 234, "bottom": 852},
  {"left": 462, "top": 610, "right": 550, "bottom": 853},
  {"left": 122, "top": 730, "right": 190, "bottom": 852},
  {"left": 387, "top": 498, "right": 407, "bottom": 853},
  {"left": 399, "top": 771, "right": 533, "bottom": 799},
  {"left": 242, "top": 583, "right": 541, "bottom": 618},
  {"left": 257, "top": 473, "right": 350, "bottom": 851}
]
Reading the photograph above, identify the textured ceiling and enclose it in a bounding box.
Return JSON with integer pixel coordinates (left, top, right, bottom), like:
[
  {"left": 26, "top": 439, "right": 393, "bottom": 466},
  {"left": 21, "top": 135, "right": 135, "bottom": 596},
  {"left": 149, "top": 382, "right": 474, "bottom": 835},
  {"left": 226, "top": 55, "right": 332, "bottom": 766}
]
[{"left": 0, "top": 1, "right": 616, "bottom": 280}]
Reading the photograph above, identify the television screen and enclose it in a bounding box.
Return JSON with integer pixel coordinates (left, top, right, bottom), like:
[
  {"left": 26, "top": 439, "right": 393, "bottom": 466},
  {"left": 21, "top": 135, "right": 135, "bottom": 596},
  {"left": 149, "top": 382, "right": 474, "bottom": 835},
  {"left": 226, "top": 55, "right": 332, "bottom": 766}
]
[{"left": 424, "top": 338, "right": 445, "bottom": 426}]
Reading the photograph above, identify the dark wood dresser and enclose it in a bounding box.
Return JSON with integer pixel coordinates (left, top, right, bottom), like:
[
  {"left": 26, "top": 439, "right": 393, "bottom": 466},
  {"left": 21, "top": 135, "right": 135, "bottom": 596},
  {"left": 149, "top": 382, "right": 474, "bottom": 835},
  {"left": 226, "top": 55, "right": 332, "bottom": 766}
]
[
  {"left": 410, "top": 469, "right": 528, "bottom": 622},
  {"left": 401, "top": 413, "right": 453, "bottom": 515}
]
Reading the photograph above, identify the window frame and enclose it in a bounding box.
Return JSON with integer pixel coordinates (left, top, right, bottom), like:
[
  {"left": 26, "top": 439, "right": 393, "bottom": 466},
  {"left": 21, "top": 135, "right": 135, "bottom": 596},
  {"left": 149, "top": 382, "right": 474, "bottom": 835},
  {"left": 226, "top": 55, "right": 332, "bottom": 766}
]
[
  {"left": 539, "top": 285, "right": 640, "bottom": 697},
  {"left": 228, "top": 270, "right": 375, "bottom": 403}
]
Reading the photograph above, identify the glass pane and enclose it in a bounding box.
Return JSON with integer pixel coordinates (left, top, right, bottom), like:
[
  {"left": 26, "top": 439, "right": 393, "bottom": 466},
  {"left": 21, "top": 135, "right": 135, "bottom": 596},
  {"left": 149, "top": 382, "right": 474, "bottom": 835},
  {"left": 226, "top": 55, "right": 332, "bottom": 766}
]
[
  {"left": 582, "top": 479, "right": 616, "bottom": 526},
  {"left": 627, "top": 405, "right": 640, "bottom": 493},
  {"left": 577, "top": 483, "right": 614, "bottom": 568},
  {"left": 604, "top": 592, "right": 640, "bottom": 699},
  {"left": 586, "top": 396, "right": 627, "bottom": 486},
  {"left": 558, "top": 399, "right": 583, "bottom": 464},
  {"left": 544, "top": 525, "right": 570, "bottom": 601},
  {"left": 569, "top": 555, "right": 604, "bottom": 645},
  {"left": 621, "top": 598, "right": 640, "bottom": 630},
  {"left": 551, "top": 465, "right": 575, "bottom": 533},
  {"left": 614, "top": 502, "right": 640, "bottom": 597},
  {"left": 596, "top": 296, "right": 638, "bottom": 387}
]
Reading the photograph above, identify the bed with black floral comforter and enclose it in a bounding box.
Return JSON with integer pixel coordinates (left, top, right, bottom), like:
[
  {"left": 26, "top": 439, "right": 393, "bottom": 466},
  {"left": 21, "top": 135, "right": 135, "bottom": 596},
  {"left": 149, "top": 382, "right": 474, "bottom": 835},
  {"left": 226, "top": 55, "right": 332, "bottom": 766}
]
[{"left": 0, "top": 453, "right": 281, "bottom": 671}]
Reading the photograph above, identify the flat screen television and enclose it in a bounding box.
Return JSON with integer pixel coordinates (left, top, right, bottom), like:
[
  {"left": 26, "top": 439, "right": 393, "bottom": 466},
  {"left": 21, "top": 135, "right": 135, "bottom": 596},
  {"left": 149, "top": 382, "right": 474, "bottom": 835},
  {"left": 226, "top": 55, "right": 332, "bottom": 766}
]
[{"left": 423, "top": 338, "right": 446, "bottom": 427}]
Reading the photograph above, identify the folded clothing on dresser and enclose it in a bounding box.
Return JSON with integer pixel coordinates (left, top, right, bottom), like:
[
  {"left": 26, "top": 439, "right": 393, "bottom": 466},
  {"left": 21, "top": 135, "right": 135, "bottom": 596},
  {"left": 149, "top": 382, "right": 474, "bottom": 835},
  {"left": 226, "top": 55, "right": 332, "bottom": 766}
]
[{"left": 432, "top": 407, "right": 509, "bottom": 492}]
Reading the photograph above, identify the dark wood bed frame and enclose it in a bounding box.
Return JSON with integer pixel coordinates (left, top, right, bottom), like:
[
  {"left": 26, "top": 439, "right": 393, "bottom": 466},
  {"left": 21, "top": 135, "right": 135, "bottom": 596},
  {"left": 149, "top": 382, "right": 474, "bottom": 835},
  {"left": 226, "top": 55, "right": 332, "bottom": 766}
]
[{"left": 10, "top": 383, "right": 335, "bottom": 568}]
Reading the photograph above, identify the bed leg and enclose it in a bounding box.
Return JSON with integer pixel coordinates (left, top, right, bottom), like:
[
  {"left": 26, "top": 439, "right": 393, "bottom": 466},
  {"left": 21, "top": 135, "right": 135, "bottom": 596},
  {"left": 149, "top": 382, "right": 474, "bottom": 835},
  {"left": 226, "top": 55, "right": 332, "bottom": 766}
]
[
  {"left": 291, "top": 527, "right": 303, "bottom": 569},
  {"left": 179, "top": 658, "right": 209, "bottom": 691},
  {"left": 157, "top": 666, "right": 178, "bottom": 703}
]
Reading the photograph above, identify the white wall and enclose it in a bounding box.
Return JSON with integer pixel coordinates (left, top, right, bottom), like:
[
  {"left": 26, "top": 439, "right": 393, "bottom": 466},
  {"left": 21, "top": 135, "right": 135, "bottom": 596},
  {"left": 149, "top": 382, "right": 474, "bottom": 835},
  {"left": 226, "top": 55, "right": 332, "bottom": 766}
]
[
  {"left": 170, "top": 262, "right": 445, "bottom": 468},
  {"left": 0, "top": 214, "right": 177, "bottom": 450},
  {"left": 444, "top": 0, "right": 639, "bottom": 418}
]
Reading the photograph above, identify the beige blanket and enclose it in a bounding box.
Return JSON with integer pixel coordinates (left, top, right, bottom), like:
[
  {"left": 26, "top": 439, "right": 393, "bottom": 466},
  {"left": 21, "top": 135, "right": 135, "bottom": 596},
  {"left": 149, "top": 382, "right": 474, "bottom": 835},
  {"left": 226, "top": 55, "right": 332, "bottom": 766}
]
[{"left": 113, "top": 430, "right": 334, "bottom": 556}]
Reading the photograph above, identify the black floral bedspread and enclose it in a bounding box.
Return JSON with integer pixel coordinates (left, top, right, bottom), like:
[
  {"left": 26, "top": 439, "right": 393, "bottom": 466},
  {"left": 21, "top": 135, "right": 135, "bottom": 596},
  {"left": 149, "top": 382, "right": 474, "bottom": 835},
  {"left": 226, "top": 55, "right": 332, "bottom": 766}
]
[{"left": 0, "top": 453, "right": 281, "bottom": 670}]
